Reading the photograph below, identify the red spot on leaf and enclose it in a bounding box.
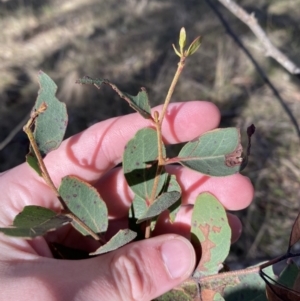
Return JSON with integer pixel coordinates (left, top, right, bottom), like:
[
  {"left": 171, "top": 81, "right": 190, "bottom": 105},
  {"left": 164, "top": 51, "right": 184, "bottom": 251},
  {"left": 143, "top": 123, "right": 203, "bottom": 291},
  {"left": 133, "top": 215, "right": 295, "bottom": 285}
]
[
  {"left": 212, "top": 226, "right": 221, "bottom": 233},
  {"left": 197, "top": 223, "right": 216, "bottom": 272}
]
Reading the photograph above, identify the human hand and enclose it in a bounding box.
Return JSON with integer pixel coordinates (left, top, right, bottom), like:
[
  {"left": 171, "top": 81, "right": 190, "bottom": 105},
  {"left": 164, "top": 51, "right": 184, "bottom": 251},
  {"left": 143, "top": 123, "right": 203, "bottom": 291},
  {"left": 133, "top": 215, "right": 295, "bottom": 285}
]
[{"left": 0, "top": 101, "right": 253, "bottom": 301}]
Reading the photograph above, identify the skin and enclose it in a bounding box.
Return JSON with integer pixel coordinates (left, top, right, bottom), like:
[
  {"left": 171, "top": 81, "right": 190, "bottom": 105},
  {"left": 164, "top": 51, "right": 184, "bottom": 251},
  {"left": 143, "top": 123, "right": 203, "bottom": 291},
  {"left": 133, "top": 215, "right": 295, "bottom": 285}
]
[{"left": 0, "top": 101, "right": 253, "bottom": 301}]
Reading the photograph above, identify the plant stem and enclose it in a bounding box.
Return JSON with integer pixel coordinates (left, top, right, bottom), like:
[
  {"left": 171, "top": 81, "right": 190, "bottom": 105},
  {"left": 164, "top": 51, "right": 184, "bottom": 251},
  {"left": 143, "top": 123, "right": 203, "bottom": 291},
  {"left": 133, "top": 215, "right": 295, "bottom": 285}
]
[
  {"left": 24, "top": 106, "right": 69, "bottom": 211},
  {"left": 201, "top": 265, "right": 261, "bottom": 283},
  {"left": 145, "top": 56, "right": 187, "bottom": 239},
  {"left": 64, "top": 211, "right": 105, "bottom": 242},
  {"left": 159, "top": 56, "right": 186, "bottom": 128},
  {"left": 152, "top": 56, "right": 187, "bottom": 199},
  {"left": 156, "top": 55, "right": 186, "bottom": 166},
  {"left": 145, "top": 221, "right": 151, "bottom": 239},
  {"left": 200, "top": 252, "right": 295, "bottom": 285},
  {"left": 24, "top": 104, "right": 102, "bottom": 242}
]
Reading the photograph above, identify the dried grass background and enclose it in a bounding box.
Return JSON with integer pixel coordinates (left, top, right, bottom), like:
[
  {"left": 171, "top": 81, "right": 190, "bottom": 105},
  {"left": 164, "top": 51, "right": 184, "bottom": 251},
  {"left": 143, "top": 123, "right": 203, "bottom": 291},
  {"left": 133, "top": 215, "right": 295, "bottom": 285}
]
[{"left": 1, "top": 0, "right": 300, "bottom": 263}]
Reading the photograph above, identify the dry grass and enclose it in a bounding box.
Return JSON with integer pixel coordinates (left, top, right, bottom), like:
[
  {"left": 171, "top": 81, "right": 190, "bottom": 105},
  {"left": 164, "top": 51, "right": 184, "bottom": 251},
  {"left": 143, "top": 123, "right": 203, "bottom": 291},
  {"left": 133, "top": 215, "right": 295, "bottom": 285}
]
[{"left": 1, "top": 0, "right": 300, "bottom": 262}]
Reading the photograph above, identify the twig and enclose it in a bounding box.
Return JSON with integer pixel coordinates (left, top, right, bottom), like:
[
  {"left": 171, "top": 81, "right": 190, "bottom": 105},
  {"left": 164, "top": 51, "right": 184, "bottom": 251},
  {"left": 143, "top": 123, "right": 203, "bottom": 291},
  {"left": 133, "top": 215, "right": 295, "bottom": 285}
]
[
  {"left": 205, "top": 0, "right": 300, "bottom": 138},
  {"left": 23, "top": 104, "right": 103, "bottom": 242},
  {"left": 144, "top": 52, "right": 187, "bottom": 239},
  {"left": 217, "top": 0, "right": 300, "bottom": 74}
]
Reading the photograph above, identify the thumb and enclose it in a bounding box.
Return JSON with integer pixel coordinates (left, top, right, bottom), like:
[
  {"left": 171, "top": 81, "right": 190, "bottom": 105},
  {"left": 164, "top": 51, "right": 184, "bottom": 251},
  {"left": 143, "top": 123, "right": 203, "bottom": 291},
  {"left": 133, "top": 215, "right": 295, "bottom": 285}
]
[
  {"left": 63, "top": 234, "right": 195, "bottom": 301},
  {"left": 21, "top": 234, "right": 195, "bottom": 301}
]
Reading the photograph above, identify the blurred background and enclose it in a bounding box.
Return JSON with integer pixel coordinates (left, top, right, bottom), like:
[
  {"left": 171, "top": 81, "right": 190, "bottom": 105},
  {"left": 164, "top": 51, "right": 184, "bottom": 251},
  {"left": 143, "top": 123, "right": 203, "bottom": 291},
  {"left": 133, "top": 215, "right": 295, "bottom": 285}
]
[{"left": 1, "top": 0, "right": 300, "bottom": 264}]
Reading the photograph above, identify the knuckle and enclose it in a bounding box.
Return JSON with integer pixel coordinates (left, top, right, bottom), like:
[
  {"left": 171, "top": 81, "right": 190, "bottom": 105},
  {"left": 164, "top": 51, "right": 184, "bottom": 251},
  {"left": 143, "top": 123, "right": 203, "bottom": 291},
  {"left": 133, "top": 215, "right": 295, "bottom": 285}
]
[{"left": 110, "top": 246, "right": 154, "bottom": 301}]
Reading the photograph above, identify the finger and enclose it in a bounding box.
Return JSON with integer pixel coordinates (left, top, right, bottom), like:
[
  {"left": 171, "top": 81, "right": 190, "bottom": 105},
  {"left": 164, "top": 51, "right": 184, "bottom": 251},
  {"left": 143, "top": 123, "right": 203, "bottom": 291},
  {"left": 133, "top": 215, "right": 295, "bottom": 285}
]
[
  {"left": 227, "top": 213, "right": 242, "bottom": 243},
  {"left": 2, "top": 235, "right": 195, "bottom": 301},
  {"left": 0, "top": 101, "right": 220, "bottom": 220},
  {"left": 152, "top": 207, "right": 242, "bottom": 243},
  {"left": 44, "top": 101, "right": 220, "bottom": 186},
  {"left": 94, "top": 165, "right": 253, "bottom": 219},
  {"left": 167, "top": 166, "right": 254, "bottom": 211}
]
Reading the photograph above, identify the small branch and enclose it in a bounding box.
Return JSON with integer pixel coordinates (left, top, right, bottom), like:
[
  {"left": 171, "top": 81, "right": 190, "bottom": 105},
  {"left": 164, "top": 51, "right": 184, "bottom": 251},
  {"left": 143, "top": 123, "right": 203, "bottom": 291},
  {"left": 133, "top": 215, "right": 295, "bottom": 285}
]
[
  {"left": 201, "top": 253, "right": 288, "bottom": 284},
  {"left": 64, "top": 212, "right": 105, "bottom": 243},
  {"left": 149, "top": 56, "right": 186, "bottom": 202},
  {"left": 217, "top": 0, "right": 300, "bottom": 74},
  {"left": 23, "top": 105, "right": 69, "bottom": 211},
  {"left": 77, "top": 77, "right": 153, "bottom": 120},
  {"left": 200, "top": 264, "right": 260, "bottom": 283},
  {"left": 150, "top": 56, "right": 186, "bottom": 200},
  {"left": 24, "top": 104, "right": 102, "bottom": 241},
  {"left": 205, "top": 0, "right": 300, "bottom": 138},
  {"left": 145, "top": 221, "right": 151, "bottom": 239},
  {"left": 144, "top": 54, "right": 187, "bottom": 239},
  {"left": 159, "top": 56, "right": 186, "bottom": 125},
  {"left": 155, "top": 56, "right": 186, "bottom": 165}
]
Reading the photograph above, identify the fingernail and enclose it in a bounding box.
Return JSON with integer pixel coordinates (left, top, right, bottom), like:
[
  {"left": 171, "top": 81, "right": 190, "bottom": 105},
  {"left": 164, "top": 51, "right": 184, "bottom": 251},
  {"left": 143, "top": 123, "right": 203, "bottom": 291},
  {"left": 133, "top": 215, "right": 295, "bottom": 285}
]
[{"left": 160, "top": 237, "right": 194, "bottom": 279}]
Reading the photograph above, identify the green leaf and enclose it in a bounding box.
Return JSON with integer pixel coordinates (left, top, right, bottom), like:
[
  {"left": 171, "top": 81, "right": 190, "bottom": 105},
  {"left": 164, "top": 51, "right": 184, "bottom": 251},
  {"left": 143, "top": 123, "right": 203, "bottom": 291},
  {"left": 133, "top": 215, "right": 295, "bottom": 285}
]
[
  {"left": 137, "top": 191, "right": 181, "bottom": 224},
  {"left": 179, "top": 27, "right": 187, "bottom": 54},
  {"left": 213, "top": 293, "right": 224, "bottom": 301},
  {"left": 59, "top": 176, "right": 108, "bottom": 235},
  {"left": 222, "top": 265, "right": 274, "bottom": 301},
  {"left": 0, "top": 206, "right": 71, "bottom": 238},
  {"left": 177, "top": 128, "right": 242, "bottom": 176},
  {"left": 154, "top": 278, "right": 199, "bottom": 301},
  {"left": 163, "top": 175, "right": 182, "bottom": 223},
  {"left": 76, "top": 77, "right": 104, "bottom": 87},
  {"left": 122, "top": 88, "right": 152, "bottom": 119},
  {"left": 33, "top": 71, "right": 68, "bottom": 156},
  {"left": 129, "top": 194, "right": 148, "bottom": 220},
  {"left": 123, "top": 128, "right": 167, "bottom": 201},
  {"left": 76, "top": 77, "right": 152, "bottom": 119},
  {"left": 186, "top": 36, "right": 202, "bottom": 56},
  {"left": 191, "top": 193, "right": 231, "bottom": 278},
  {"left": 277, "top": 260, "right": 300, "bottom": 289},
  {"left": 172, "top": 44, "right": 181, "bottom": 57},
  {"left": 90, "top": 229, "right": 137, "bottom": 255},
  {"left": 26, "top": 151, "right": 42, "bottom": 176},
  {"left": 148, "top": 174, "right": 182, "bottom": 232},
  {"left": 264, "top": 260, "right": 300, "bottom": 299},
  {"left": 264, "top": 268, "right": 300, "bottom": 301}
]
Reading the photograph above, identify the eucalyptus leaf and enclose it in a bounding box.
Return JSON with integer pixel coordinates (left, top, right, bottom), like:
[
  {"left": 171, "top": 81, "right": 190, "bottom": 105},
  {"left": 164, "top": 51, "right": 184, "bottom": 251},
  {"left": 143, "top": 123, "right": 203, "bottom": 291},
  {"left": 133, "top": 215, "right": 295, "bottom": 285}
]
[
  {"left": 172, "top": 44, "right": 181, "bottom": 57},
  {"left": 137, "top": 191, "right": 181, "bottom": 224},
  {"left": 163, "top": 175, "right": 182, "bottom": 223},
  {"left": 77, "top": 77, "right": 151, "bottom": 119},
  {"left": 76, "top": 76, "right": 104, "bottom": 87},
  {"left": 129, "top": 194, "right": 148, "bottom": 220},
  {"left": 32, "top": 71, "right": 68, "bottom": 156},
  {"left": 122, "top": 89, "right": 152, "bottom": 119},
  {"left": 263, "top": 264, "right": 300, "bottom": 301},
  {"left": 277, "top": 260, "right": 300, "bottom": 289},
  {"left": 191, "top": 193, "right": 231, "bottom": 278},
  {"left": 177, "top": 128, "right": 242, "bottom": 176},
  {"left": 0, "top": 206, "right": 71, "bottom": 238},
  {"left": 179, "top": 27, "right": 187, "bottom": 53},
  {"left": 154, "top": 278, "right": 199, "bottom": 301},
  {"left": 223, "top": 265, "right": 274, "bottom": 301},
  {"left": 123, "top": 128, "right": 167, "bottom": 201},
  {"left": 26, "top": 151, "right": 42, "bottom": 176},
  {"left": 90, "top": 229, "right": 137, "bottom": 255},
  {"left": 186, "top": 36, "right": 202, "bottom": 56},
  {"left": 59, "top": 176, "right": 108, "bottom": 235}
]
